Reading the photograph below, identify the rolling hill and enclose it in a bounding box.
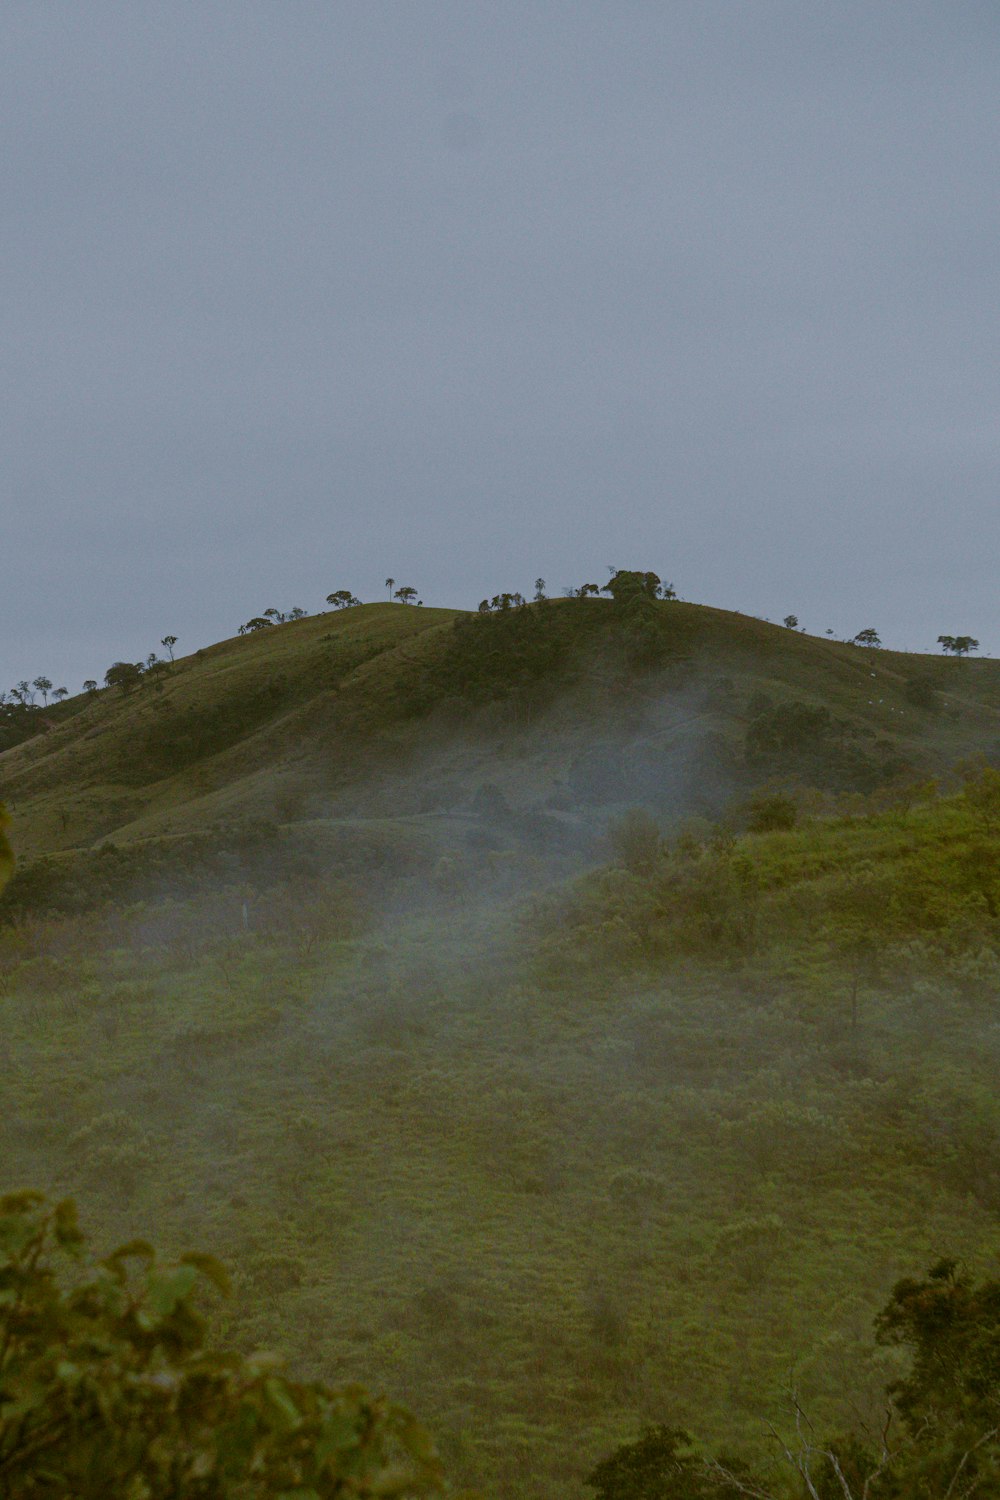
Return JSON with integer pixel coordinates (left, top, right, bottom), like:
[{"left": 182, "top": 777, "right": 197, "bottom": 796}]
[
  {"left": 2, "top": 597, "right": 998, "bottom": 893},
  {"left": 4, "top": 596, "right": 1000, "bottom": 1495}
]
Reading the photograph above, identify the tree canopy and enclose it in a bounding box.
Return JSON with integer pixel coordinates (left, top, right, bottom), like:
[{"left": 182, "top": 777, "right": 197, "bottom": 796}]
[{"left": 938, "top": 634, "right": 980, "bottom": 656}]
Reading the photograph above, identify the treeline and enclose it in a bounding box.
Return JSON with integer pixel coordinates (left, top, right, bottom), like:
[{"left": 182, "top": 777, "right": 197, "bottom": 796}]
[{"left": 3, "top": 568, "right": 986, "bottom": 736}]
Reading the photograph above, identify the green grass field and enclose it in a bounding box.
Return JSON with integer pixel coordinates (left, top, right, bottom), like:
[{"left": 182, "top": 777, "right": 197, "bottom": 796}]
[{"left": 3, "top": 600, "right": 1000, "bottom": 1496}]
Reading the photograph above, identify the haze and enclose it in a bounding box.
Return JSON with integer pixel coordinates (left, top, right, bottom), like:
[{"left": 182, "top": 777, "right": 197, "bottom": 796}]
[{"left": 4, "top": 1, "right": 999, "bottom": 690}]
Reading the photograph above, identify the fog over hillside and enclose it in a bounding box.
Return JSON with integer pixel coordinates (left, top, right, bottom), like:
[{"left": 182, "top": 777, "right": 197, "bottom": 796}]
[
  {"left": 5, "top": 597, "right": 1000, "bottom": 1493},
  {"left": 4, "top": 4, "right": 1000, "bottom": 1489}
]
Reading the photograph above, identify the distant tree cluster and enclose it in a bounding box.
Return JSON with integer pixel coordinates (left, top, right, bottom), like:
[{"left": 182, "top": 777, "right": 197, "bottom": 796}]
[
  {"left": 478, "top": 591, "right": 527, "bottom": 612},
  {"left": 10, "top": 575, "right": 987, "bottom": 733},
  {"left": 601, "top": 569, "right": 676, "bottom": 602},
  {"left": 2, "top": 676, "right": 69, "bottom": 710},
  {"left": 238, "top": 607, "right": 308, "bottom": 634},
  {"left": 101, "top": 646, "right": 176, "bottom": 696},
  {"left": 476, "top": 569, "right": 678, "bottom": 615},
  {"left": 0, "top": 677, "right": 72, "bottom": 749},
  {"left": 560, "top": 570, "right": 676, "bottom": 603},
  {"left": 938, "top": 633, "right": 979, "bottom": 656}
]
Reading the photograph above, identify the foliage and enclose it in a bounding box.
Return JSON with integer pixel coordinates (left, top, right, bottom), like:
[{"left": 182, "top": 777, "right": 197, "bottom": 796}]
[
  {"left": 8, "top": 599, "right": 1000, "bottom": 1495},
  {"left": 601, "top": 570, "right": 664, "bottom": 604},
  {"left": 588, "top": 1259, "right": 1000, "bottom": 1497},
  {"left": 0, "top": 1192, "right": 443, "bottom": 1498},
  {"left": 853, "top": 628, "right": 881, "bottom": 648},
  {"left": 903, "top": 674, "right": 941, "bottom": 713},
  {"left": 743, "top": 698, "right": 901, "bottom": 790},
  {"left": 746, "top": 701, "right": 834, "bottom": 759},
  {"left": 938, "top": 634, "right": 979, "bottom": 657},
  {"left": 744, "top": 791, "right": 797, "bottom": 832},
  {"left": 238, "top": 618, "right": 274, "bottom": 635},
  {"left": 326, "top": 590, "right": 361, "bottom": 610},
  {"left": 607, "top": 809, "right": 664, "bottom": 877},
  {"left": 585, "top": 1426, "right": 737, "bottom": 1499},
  {"left": 477, "top": 593, "right": 526, "bottom": 612},
  {"left": 960, "top": 762, "right": 1000, "bottom": 835},
  {"left": 104, "top": 661, "right": 144, "bottom": 695}
]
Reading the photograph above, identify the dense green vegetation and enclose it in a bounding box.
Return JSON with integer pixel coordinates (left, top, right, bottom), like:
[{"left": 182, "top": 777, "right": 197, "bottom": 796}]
[
  {"left": 3, "top": 596, "right": 1000, "bottom": 1495},
  {"left": 0, "top": 1193, "right": 442, "bottom": 1498}
]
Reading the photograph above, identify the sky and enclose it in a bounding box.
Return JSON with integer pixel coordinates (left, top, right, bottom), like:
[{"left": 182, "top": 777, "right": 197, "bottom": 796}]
[{"left": 4, "top": 1, "right": 999, "bottom": 692}]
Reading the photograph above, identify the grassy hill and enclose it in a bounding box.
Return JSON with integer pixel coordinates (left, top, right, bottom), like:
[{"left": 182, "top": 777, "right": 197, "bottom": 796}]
[
  {"left": 3, "top": 598, "right": 1000, "bottom": 1496},
  {"left": 3, "top": 597, "right": 999, "bottom": 891}
]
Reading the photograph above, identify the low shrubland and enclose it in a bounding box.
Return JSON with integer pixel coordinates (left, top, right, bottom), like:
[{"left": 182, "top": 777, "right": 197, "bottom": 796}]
[{"left": 3, "top": 779, "right": 1000, "bottom": 1494}]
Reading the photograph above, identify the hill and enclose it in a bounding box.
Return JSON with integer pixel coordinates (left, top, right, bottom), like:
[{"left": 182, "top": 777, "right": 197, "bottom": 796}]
[
  {"left": 2, "top": 596, "right": 999, "bottom": 902},
  {"left": 4, "top": 597, "right": 1000, "bottom": 1495}
]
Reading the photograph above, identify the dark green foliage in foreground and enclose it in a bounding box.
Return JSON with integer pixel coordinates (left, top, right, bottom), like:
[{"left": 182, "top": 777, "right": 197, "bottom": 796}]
[
  {"left": 585, "top": 1426, "right": 752, "bottom": 1498},
  {"left": 0, "top": 1192, "right": 442, "bottom": 1499},
  {"left": 868, "top": 1258, "right": 1000, "bottom": 1495},
  {"left": 592, "top": 1261, "right": 1000, "bottom": 1497}
]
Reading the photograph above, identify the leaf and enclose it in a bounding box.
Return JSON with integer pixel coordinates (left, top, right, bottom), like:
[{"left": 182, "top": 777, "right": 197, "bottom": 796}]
[
  {"left": 144, "top": 1264, "right": 198, "bottom": 1318},
  {"left": 214, "top": 1402, "right": 259, "bottom": 1475},
  {"left": 53, "top": 1199, "right": 84, "bottom": 1248},
  {"left": 102, "top": 1239, "right": 156, "bottom": 1280},
  {"left": 0, "top": 1213, "right": 40, "bottom": 1258},
  {"left": 314, "top": 1408, "right": 363, "bottom": 1465},
  {"left": 0, "top": 1191, "right": 44, "bottom": 1214},
  {"left": 179, "top": 1251, "right": 232, "bottom": 1298},
  {"left": 263, "top": 1377, "right": 302, "bottom": 1432}
]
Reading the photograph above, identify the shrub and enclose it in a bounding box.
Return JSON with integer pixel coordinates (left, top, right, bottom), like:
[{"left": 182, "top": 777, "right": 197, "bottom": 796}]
[
  {"left": 745, "top": 792, "right": 797, "bottom": 833},
  {"left": 0, "top": 1192, "right": 443, "bottom": 1498}
]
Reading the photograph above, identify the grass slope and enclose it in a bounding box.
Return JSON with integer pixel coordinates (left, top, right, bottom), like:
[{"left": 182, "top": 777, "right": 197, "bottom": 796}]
[
  {"left": 4, "top": 601, "right": 1000, "bottom": 1495},
  {"left": 3, "top": 598, "right": 1000, "bottom": 875},
  {"left": 2, "top": 790, "right": 1000, "bottom": 1495}
]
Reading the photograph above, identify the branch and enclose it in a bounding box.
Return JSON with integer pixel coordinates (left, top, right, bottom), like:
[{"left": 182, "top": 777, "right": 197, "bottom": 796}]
[
  {"left": 943, "top": 1426, "right": 1000, "bottom": 1500},
  {"left": 703, "top": 1457, "right": 777, "bottom": 1499}
]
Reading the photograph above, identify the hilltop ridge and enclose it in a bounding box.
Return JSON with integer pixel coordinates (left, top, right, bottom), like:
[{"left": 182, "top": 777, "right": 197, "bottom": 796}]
[{"left": 2, "top": 596, "right": 999, "bottom": 883}]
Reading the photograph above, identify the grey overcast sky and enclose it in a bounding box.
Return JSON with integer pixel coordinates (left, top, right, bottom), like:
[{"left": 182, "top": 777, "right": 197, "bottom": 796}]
[{"left": 4, "top": 2, "right": 999, "bottom": 691}]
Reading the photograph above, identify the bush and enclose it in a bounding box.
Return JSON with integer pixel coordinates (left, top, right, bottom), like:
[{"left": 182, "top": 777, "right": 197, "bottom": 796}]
[
  {"left": 607, "top": 809, "right": 664, "bottom": 877},
  {"left": 745, "top": 792, "right": 797, "bottom": 833},
  {"left": 0, "top": 1192, "right": 443, "bottom": 1498}
]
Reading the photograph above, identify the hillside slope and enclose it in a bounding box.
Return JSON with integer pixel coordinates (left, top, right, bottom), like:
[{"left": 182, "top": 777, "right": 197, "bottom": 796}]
[
  {"left": 2, "top": 598, "right": 999, "bottom": 875},
  {"left": 4, "top": 600, "right": 1000, "bottom": 1494}
]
